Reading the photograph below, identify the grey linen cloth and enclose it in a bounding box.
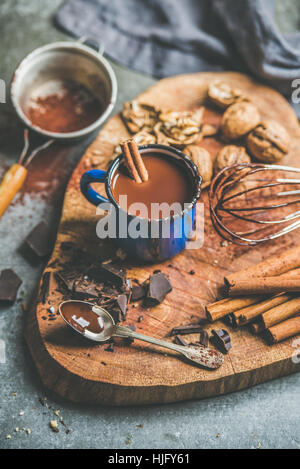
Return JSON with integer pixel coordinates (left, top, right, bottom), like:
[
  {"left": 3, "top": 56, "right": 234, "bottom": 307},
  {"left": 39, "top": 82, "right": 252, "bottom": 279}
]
[{"left": 56, "top": 0, "right": 300, "bottom": 116}]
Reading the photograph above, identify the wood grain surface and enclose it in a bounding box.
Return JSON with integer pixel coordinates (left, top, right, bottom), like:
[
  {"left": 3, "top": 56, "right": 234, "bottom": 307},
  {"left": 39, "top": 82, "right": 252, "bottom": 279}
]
[{"left": 25, "top": 72, "right": 300, "bottom": 405}]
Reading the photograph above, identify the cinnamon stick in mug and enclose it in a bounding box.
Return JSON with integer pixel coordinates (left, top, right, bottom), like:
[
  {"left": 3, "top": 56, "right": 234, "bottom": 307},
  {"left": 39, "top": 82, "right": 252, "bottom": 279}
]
[
  {"left": 261, "top": 297, "right": 300, "bottom": 329},
  {"left": 225, "top": 245, "right": 300, "bottom": 286},
  {"left": 228, "top": 277, "right": 300, "bottom": 297},
  {"left": 266, "top": 316, "right": 300, "bottom": 344}
]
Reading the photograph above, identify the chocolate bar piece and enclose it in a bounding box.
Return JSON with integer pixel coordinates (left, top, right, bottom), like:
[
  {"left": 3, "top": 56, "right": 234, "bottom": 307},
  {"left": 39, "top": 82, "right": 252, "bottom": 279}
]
[
  {"left": 145, "top": 273, "right": 172, "bottom": 305},
  {"left": 24, "top": 221, "right": 53, "bottom": 258},
  {"left": 0, "top": 269, "right": 22, "bottom": 303},
  {"left": 199, "top": 329, "right": 209, "bottom": 347},
  {"left": 173, "top": 335, "right": 188, "bottom": 346},
  {"left": 211, "top": 329, "right": 232, "bottom": 354},
  {"left": 170, "top": 323, "right": 205, "bottom": 336}
]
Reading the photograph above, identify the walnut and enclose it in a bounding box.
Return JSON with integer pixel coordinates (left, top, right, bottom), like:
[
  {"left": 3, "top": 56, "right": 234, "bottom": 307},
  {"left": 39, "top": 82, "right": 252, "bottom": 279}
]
[
  {"left": 208, "top": 81, "right": 248, "bottom": 109},
  {"left": 221, "top": 102, "right": 261, "bottom": 140},
  {"left": 185, "top": 145, "right": 213, "bottom": 189},
  {"left": 133, "top": 130, "right": 156, "bottom": 146},
  {"left": 121, "top": 101, "right": 159, "bottom": 134},
  {"left": 246, "top": 120, "right": 290, "bottom": 163},
  {"left": 154, "top": 108, "right": 204, "bottom": 146},
  {"left": 214, "top": 145, "right": 251, "bottom": 174}
]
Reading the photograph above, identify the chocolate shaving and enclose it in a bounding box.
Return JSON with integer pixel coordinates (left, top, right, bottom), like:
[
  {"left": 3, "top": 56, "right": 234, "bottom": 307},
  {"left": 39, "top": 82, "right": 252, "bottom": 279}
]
[
  {"left": 116, "top": 294, "right": 127, "bottom": 318},
  {"left": 211, "top": 329, "right": 232, "bottom": 354},
  {"left": 39, "top": 271, "right": 51, "bottom": 304},
  {"left": 0, "top": 269, "right": 22, "bottom": 304}
]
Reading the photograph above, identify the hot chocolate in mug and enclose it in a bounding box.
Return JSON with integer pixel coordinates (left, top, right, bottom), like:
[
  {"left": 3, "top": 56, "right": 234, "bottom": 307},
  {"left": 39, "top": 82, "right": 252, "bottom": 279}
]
[{"left": 80, "top": 144, "right": 201, "bottom": 262}]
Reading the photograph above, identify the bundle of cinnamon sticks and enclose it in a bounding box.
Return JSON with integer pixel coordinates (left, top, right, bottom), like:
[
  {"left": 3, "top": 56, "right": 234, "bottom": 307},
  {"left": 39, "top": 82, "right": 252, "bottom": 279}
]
[{"left": 206, "top": 246, "right": 300, "bottom": 344}]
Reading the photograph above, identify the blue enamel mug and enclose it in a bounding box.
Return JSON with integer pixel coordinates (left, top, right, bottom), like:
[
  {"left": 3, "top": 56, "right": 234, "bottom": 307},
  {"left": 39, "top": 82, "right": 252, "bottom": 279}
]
[{"left": 80, "top": 144, "right": 201, "bottom": 262}]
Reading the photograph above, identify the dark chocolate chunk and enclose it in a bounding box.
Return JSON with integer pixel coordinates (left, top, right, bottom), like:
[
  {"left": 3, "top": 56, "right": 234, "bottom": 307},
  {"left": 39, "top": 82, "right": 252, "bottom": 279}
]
[
  {"left": 0, "top": 269, "right": 22, "bottom": 303},
  {"left": 116, "top": 294, "right": 127, "bottom": 318},
  {"left": 91, "top": 262, "right": 126, "bottom": 288},
  {"left": 199, "top": 330, "right": 209, "bottom": 347},
  {"left": 131, "top": 284, "right": 147, "bottom": 302},
  {"left": 73, "top": 276, "right": 100, "bottom": 299},
  {"left": 56, "top": 270, "right": 78, "bottom": 292},
  {"left": 170, "top": 323, "right": 205, "bottom": 336},
  {"left": 105, "top": 343, "right": 114, "bottom": 353},
  {"left": 145, "top": 273, "right": 172, "bottom": 305},
  {"left": 223, "top": 313, "right": 238, "bottom": 329},
  {"left": 210, "top": 329, "right": 232, "bottom": 354},
  {"left": 24, "top": 221, "right": 53, "bottom": 258},
  {"left": 173, "top": 335, "right": 188, "bottom": 346},
  {"left": 39, "top": 271, "right": 51, "bottom": 304}
]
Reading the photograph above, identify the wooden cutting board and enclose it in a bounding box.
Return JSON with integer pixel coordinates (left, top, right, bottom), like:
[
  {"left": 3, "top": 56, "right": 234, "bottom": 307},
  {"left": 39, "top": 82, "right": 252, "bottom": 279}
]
[{"left": 25, "top": 72, "right": 300, "bottom": 405}]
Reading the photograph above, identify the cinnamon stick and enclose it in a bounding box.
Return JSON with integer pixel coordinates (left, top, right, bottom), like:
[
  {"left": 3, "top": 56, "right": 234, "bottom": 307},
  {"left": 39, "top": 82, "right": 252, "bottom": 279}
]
[
  {"left": 121, "top": 139, "right": 148, "bottom": 183},
  {"left": 206, "top": 296, "right": 259, "bottom": 322},
  {"left": 261, "top": 297, "right": 300, "bottom": 329},
  {"left": 234, "top": 293, "right": 294, "bottom": 326},
  {"left": 266, "top": 316, "right": 300, "bottom": 344},
  {"left": 228, "top": 277, "right": 300, "bottom": 297},
  {"left": 225, "top": 245, "right": 300, "bottom": 286}
]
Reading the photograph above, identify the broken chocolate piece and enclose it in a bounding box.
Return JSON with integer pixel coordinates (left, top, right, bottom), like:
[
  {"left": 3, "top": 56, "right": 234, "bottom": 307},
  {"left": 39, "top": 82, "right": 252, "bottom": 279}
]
[
  {"left": 0, "top": 269, "right": 22, "bottom": 303},
  {"left": 24, "top": 221, "right": 53, "bottom": 258},
  {"left": 105, "top": 343, "right": 114, "bottom": 352},
  {"left": 73, "top": 276, "right": 100, "bottom": 299},
  {"left": 173, "top": 335, "right": 188, "bottom": 346},
  {"left": 56, "top": 270, "right": 78, "bottom": 292},
  {"left": 116, "top": 294, "right": 127, "bottom": 318},
  {"left": 170, "top": 323, "right": 205, "bottom": 336},
  {"left": 91, "top": 262, "right": 126, "bottom": 289},
  {"left": 199, "top": 329, "right": 209, "bottom": 347},
  {"left": 145, "top": 273, "right": 172, "bottom": 305},
  {"left": 223, "top": 313, "right": 238, "bottom": 329},
  {"left": 211, "top": 329, "right": 232, "bottom": 354},
  {"left": 131, "top": 284, "right": 147, "bottom": 302}
]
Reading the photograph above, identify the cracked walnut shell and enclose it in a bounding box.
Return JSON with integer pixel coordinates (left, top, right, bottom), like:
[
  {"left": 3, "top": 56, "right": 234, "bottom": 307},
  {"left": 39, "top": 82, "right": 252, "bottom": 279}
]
[
  {"left": 221, "top": 102, "right": 261, "bottom": 140},
  {"left": 214, "top": 145, "right": 251, "bottom": 174},
  {"left": 246, "top": 121, "right": 290, "bottom": 163},
  {"left": 185, "top": 145, "right": 213, "bottom": 189},
  {"left": 208, "top": 81, "right": 247, "bottom": 109}
]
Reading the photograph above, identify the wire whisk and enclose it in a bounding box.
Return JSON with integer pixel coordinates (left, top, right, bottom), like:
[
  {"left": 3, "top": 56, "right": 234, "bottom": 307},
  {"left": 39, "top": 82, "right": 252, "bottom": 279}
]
[{"left": 209, "top": 163, "right": 300, "bottom": 246}]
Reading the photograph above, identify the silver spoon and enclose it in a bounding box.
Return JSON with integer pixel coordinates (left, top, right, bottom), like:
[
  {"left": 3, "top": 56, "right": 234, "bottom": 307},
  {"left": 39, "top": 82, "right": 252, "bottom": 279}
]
[{"left": 59, "top": 300, "right": 224, "bottom": 370}]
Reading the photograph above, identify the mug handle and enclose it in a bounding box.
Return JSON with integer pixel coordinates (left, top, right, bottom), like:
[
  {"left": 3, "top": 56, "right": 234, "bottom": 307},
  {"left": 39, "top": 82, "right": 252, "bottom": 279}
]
[{"left": 80, "top": 170, "right": 109, "bottom": 206}]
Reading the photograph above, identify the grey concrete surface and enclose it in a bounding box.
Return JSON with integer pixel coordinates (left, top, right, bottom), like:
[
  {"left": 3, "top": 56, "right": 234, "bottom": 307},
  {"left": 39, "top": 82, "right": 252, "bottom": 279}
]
[{"left": 0, "top": 0, "right": 299, "bottom": 450}]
